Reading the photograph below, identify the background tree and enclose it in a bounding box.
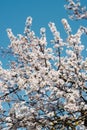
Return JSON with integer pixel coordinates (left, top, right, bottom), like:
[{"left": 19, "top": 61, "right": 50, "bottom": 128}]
[{"left": 0, "top": 0, "right": 87, "bottom": 129}]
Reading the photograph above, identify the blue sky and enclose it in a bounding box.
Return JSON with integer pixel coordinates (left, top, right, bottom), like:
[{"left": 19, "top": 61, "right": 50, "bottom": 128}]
[
  {"left": 0, "top": 0, "right": 87, "bottom": 66},
  {"left": 0, "top": 0, "right": 66, "bottom": 47}
]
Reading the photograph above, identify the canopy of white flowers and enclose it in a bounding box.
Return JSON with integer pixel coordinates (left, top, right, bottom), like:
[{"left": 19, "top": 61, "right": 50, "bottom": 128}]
[{"left": 0, "top": 1, "right": 87, "bottom": 129}]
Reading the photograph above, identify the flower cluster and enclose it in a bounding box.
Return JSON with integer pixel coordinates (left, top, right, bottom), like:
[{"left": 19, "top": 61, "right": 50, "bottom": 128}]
[
  {"left": 65, "top": 0, "right": 87, "bottom": 20},
  {"left": 0, "top": 7, "right": 87, "bottom": 130}
]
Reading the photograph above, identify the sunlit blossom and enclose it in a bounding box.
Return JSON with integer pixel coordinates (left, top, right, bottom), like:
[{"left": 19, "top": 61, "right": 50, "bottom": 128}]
[{"left": 0, "top": 2, "right": 87, "bottom": 128}]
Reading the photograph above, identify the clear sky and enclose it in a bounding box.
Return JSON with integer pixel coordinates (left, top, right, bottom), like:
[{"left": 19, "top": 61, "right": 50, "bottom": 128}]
[
  {"left": 0, "top": 0, "right": 87, "bottom": 67},
  {"left": 0, "top": 0, "right": 66, "bottom": 46}
]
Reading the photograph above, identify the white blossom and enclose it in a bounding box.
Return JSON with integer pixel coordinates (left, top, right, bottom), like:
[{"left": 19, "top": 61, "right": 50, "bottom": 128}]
[{"left": 0, "top": 2, "right": 87, "bottom": 129}]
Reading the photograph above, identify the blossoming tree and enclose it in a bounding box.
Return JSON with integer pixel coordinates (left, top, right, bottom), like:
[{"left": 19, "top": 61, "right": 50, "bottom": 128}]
[{"left": 0, "top": 0, "right": 87, "bottom": 129}]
